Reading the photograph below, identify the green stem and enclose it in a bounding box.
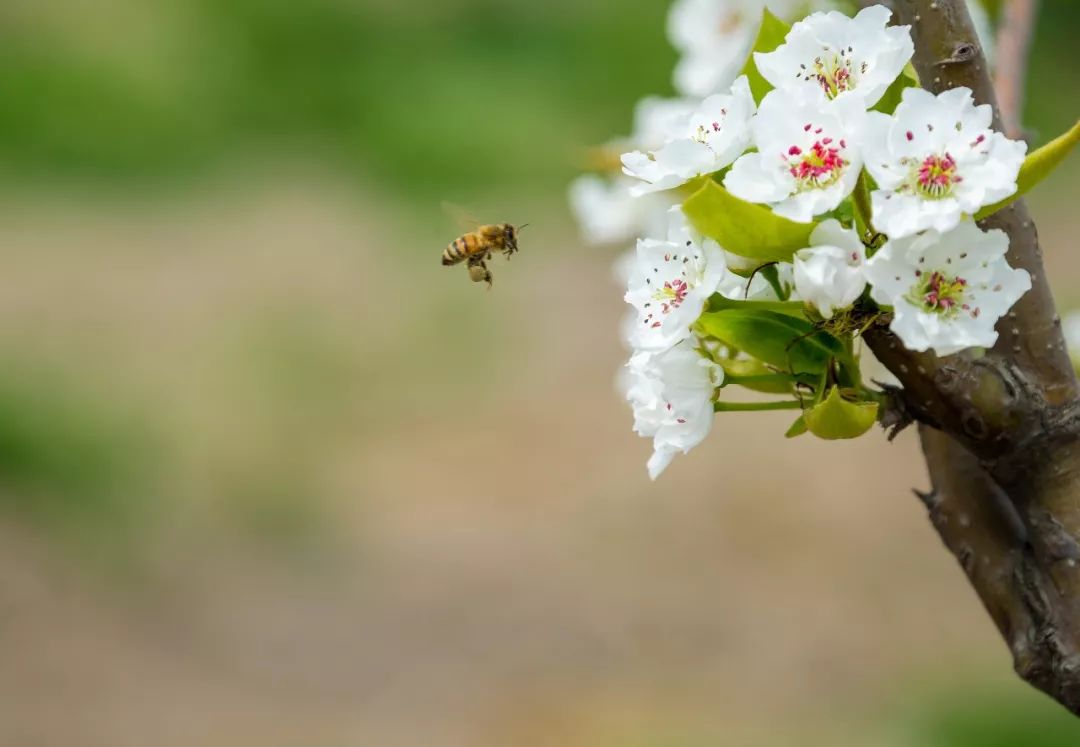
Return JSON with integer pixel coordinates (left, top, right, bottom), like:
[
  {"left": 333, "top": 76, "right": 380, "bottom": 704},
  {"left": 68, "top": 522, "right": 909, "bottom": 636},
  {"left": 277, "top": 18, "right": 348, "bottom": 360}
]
[
  {"left": 722, "top": 373, "right": 813, "bottom": 388},
  {"left": 713, "top": 399, "right": 803, "bottom": 412},
  {"left": 858, "top": 385, "right": 887, "bottom": 406}
]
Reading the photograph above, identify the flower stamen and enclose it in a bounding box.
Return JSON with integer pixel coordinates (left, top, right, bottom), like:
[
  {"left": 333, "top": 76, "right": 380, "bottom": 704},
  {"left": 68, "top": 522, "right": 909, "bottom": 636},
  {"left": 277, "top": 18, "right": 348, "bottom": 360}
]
[
  {"left": 794, "top": 49, "right": 864, "bottom": 99},
  {"left": 908, "top": 270, "right": 973, "bottom": 317},
  {"left": 785, "top": 139, "right": 848, "bottom": 190},
  {"left": 654, "top": 278, "right": 690, "bottom": 312},
  {"left": 914, "top": 153, "right": 960, "bottom": 198}
]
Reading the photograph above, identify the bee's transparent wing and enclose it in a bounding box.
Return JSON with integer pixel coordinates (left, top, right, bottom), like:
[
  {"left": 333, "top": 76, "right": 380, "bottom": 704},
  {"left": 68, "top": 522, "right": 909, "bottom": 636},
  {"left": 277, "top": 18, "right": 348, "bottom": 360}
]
[{"left": 441, "top": 201, "right": 482, "bottom": 231}]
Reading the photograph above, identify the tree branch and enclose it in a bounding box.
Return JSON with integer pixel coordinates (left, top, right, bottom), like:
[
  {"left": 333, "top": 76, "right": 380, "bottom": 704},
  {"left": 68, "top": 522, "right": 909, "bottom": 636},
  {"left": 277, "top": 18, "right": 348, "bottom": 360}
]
[
  {"left": 918, "top": 426, "right": 1080, "bottom": 709},
  {"left": 994, "top": 0, "right": 1040, "bottom": 139},
  {"left": 867, "top": 0, "right": 1080, "bottom": 714}
]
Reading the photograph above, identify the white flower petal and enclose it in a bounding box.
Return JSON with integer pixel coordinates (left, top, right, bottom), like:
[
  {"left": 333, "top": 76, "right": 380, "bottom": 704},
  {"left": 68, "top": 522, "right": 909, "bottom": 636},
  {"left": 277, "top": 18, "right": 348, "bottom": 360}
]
[
  {"left": 569, "top": 175, "right": 675, "bottom": 245},
  {"left": 725, "top": 91, "right": 864, "bottom": 220},
  {"left": 667, "top": 0, "right": 764, "bottom": 96},
  {"left": 793, "top": 219, "right": 867, "bottom": 318},
  {"left": 864, "top": 221, "right": 1031, "bottom": 356},
  {"left": 624, "top": 342, "right": 722, "bottom": 479},
  {"left": 865, "top": 86, "right": 1026, "bottom": 239},
  {"left": 625, "top": 206, "right": 731, "bottom": 351},
  {"left": 622, "top": 77, "right": 756, "bottom": 194},
  {"left": 754, "top": 5, "right": 913, "bottom": 108}
]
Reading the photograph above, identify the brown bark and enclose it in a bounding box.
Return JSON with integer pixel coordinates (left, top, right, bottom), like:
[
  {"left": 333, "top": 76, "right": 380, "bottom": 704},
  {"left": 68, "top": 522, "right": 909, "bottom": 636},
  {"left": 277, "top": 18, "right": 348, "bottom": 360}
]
[
  {"left": 919, "top": 428, "right": 1080, "bottom": 709},
  {"left": 866, "top": 0, "right": 1080, "bottom": 714}
]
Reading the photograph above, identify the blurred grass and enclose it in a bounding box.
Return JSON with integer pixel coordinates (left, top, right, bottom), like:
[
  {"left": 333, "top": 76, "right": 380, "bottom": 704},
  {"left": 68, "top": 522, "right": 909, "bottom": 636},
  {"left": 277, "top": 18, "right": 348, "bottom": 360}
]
[
  {"left": 0, "top": 0, "right": 675, "bottom": 200},
  {"left": 0, "top": 363, "right": 156, "bottom": 529},
  {"left": 910, "top": 683, "right": 1080, "bottom": 746}
]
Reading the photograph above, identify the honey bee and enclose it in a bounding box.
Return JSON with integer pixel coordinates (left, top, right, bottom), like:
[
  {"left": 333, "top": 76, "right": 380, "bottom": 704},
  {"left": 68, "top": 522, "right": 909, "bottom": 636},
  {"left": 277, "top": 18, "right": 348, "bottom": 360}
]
[{"left": 441, "top": 219, "right": 528, "bottom": 287}]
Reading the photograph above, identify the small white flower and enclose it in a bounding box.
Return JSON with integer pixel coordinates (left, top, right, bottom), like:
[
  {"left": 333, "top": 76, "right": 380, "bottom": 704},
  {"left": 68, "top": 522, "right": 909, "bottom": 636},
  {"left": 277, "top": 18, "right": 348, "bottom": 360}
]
[
  {"left": 864, "top": 87, "right": 1026, "bottom": 238},
  {"left": 568, "top": 175, "right": 674, "bottom": 245},
  {"left": 626, "top": 206, "right": 729, "bottom": 351},
  {"left": 668, "top": 0, "right": 763, "bottom": 97},
  {"left": 622, "top": 77, "right": 756, "bottom": 196},
  {"left": 793, "top": 219, "right": 867, "bottom": 318},
  {"left": 754, "top": 5, "right": 913, "bottom": 108},
  {"left": 668, "top": 0, "right": 837, "bottom": 97},
  {"left": 626, "top": 342, "right": 723, "bottom": 479},
  {"left": 724, "top": 90, "right": 865, "bottom": 222},
  {"left": 864, "top": 221, "right": 1031, "bottom": 356}
]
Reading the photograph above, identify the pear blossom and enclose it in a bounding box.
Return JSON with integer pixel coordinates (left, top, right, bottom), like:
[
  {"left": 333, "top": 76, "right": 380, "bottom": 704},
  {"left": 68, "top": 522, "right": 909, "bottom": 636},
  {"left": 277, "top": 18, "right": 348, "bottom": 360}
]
[
  {"left": 625, "top": 206, "right": 729, "bottom": 351},
  {"left": 667, "top": 0, "right": 837, "bottom": 97},
  {"left": 626, "top": 342, "right": 723, "bottom": 479},
  {"left": 864, "top": 87, "right": 1026, "bottom": 238},
  {"left": 667, "top": 0, "right": 764, "bottom": 97},
  {"left": 568, "top": 175, "right": 674, "bottom": 245},
  {"left": 753, "top": 4, "right": 913, "bottom": 108},
  {"left": 793, "top": 219, "right": 867, "bottom": 318},
  {"left": 864, "top": 221, "right": 1031, "bottom": 356},
  {"left": 724, "top": 90, "right": 865, "bottom": 222},
  {"left": 622, "top": 77, "right": 756, "bottom": 196}
]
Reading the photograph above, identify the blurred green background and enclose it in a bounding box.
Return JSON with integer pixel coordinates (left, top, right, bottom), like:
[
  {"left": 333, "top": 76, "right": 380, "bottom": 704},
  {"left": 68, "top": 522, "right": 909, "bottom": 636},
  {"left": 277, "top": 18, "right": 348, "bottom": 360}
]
[{"left": 0, "top": 1, "right": 1077, "bottom": 745}]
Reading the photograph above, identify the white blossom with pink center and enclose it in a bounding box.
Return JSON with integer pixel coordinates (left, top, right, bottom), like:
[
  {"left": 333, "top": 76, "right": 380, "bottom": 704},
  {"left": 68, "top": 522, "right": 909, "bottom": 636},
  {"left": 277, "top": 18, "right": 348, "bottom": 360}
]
[
  {"left": 753, "top": 5, "right": 913, "bottom": 108},
  {"left": 724, "top": 90, "right": 865, "bottom": 222},
  {"left": 863, "top": 221, "right": 1031, "bottom": 356},
  {"left": 625, "top": 341, "right": 723, "bottom": 479},
  {"left": 625, "top": 206, "right": 729, "bottom": 351},
  {"left": 622, "top": 77, "right": 756, "bottom": 196},
  {"left": 793, "top": 219, "right": 867, "bottom": 318},
  {"left": 864, "top": 86, "right": 1027, "bottom": 238}
]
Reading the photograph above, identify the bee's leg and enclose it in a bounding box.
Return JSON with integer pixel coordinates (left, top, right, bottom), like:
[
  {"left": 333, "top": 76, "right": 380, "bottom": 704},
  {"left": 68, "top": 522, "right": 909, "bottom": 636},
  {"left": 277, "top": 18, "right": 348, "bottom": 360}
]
[{"left": 467, "top": 256, "right": 493, "bottom": 287}]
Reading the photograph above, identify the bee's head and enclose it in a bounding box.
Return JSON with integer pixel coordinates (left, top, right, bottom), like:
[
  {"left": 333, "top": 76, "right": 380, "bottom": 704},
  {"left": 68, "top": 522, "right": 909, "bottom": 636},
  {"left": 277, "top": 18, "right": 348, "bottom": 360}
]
[{"left": 506, "top": 222, "right": 528, "bottom": 251}]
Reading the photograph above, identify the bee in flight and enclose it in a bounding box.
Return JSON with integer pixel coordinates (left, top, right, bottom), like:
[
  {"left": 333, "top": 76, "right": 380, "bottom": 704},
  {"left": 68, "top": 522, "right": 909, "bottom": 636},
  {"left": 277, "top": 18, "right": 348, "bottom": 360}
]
[{"left": 441, "top": 221, "right": 528, "bottom": 288}]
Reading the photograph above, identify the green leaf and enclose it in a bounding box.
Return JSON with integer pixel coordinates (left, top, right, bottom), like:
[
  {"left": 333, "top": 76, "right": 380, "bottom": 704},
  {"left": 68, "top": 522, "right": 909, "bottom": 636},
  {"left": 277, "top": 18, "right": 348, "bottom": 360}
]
[
  {"left": 697, "top": 308, "right": 848, "bottom": 376},
  {"left": 707, "top": 293, "right": 807, "bottom": 319},
  {"left": 784, "top": 414, "right": 808, "bottom": 438},
  {"left": 803, "top": 387, "right": 879, "bottom": 440},
  {"left": 872, "top": 65, "right": 919, "bottom": 115},
  {"left": 739, "top": 9, "right": 791, "bottom": 103},
  {"left": 976, "top": 119, "right": 1080, "bottom": 220},
  {"left": 683, "top": 180, "right": 816, "bottom": 263}
]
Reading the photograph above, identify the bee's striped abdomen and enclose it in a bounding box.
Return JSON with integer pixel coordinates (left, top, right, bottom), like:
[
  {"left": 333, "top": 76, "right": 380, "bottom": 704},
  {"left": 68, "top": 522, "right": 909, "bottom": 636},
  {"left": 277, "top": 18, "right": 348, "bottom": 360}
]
[{"left": 442, "top": 232, "right": 479, "bottom": 265}]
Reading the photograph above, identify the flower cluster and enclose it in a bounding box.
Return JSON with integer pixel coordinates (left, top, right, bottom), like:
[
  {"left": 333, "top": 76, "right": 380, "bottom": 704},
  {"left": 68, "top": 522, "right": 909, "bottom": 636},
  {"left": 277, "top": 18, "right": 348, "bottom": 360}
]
[{"left": 570, "top": 2, "right": 1035, "bottom": 478}]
